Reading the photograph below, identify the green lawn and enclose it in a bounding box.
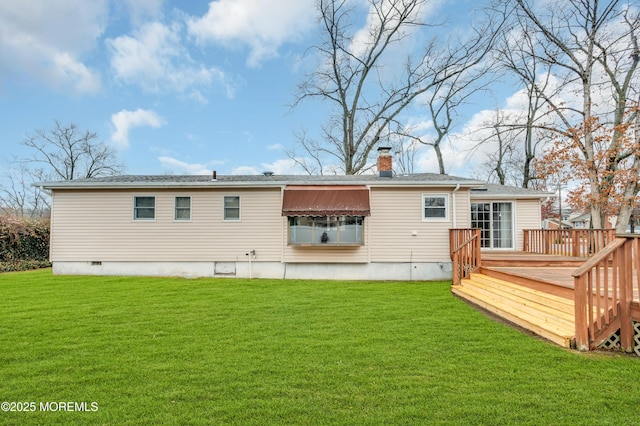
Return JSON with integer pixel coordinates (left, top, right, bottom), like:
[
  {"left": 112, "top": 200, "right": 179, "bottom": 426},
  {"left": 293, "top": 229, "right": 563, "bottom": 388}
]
[{"left": 1, "top": 270, "right": 639, "bottom": 425}]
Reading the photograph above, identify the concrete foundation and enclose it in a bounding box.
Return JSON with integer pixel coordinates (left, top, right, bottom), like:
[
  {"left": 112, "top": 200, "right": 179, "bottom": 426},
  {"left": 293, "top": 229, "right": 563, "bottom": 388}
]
[{"left": 52, "top": 260, "right": 454, "bottom": 281}]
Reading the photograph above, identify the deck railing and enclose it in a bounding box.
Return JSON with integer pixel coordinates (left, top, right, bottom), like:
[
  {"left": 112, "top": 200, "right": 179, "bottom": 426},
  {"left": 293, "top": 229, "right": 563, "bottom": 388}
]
[
  {"left": 523, "top": 229, "right": 616, "bottom": 257},
  {"left": 449, "top": 229, "right": 481, "bottom": 286},
  {"left": 572, "top": 235, "right": 640, "bottom": 352}
]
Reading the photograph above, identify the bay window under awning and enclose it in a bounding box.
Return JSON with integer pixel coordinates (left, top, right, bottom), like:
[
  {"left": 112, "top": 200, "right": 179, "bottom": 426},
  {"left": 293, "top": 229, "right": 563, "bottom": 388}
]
[{"left": 281, "top": 185, "right": 371, "bottom": 217}]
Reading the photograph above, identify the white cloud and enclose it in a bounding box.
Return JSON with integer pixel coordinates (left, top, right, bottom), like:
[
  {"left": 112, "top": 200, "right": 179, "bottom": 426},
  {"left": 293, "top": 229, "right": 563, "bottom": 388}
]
[
  {"left": 111, "top": 108, "right": 165, "bottom": 148},
  {"left": 119, "top": 0, "right": 164, "bottom": 24},
  {"left": 158, "top": 157, "right": 212, "bottom": 175},
  {"left": 259, "top": 158, "right": 305, "bottom": 175},
  {"left": 107, "top": 21, "right": 230, "bottom": 98},
  {"left": 349, "top": 0, "right": 439, "bottom": 58},
  {"left": 231, "top": 166, "right": 260, "bottom": 175},
  {"left": 187, "top": 0, "right": 316, "bottom": 67},
  {"left": 0, "top": 0, "right": 106, "bottom": 94},
  {"left": 231, "top": 158, "right": 306, "bottom": 175}
]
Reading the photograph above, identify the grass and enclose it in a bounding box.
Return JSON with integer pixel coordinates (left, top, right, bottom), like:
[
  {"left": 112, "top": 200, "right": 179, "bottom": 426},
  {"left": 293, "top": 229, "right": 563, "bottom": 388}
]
[{"left": 1, "top": 270, "right": 639, "bottom": 425}]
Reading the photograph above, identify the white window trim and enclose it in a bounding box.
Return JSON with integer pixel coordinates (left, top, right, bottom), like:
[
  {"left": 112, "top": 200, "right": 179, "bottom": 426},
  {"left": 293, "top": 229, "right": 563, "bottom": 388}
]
[
  {"left": 492, "top": 200, "right": 515, "bottom": 250},
  {"left": 470, "top": 200, "right": 516, "bottom": 250},
  {"left": 223, "top": 195, "right": 241, "bottom": 221},
  {"left": 422, "top": 193, "right": 449, "bottom": 222},
  {"left": 133, "top": 195, "right": 156, "bottom": 222},
  {"left": 174, "top": 196, "right": 192, "bottom": 222}
]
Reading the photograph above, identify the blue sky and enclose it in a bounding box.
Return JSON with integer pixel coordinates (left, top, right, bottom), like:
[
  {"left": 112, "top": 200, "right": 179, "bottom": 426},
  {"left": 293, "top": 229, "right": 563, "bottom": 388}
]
[{"left": 0, "top": 0, "right": 508, "bottom": 178}]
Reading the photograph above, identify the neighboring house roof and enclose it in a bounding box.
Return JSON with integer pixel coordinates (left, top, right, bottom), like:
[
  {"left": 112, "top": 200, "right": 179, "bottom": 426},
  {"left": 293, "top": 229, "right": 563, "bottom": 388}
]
[
  {"left": 567, "top": 212, "right": 590, "bottom": 223},
  {"left": 37, "top": 174, "right": 552, "bottom": 199},
  {"left": 544, "top": 218, "right": 573, "bottom": 228}
]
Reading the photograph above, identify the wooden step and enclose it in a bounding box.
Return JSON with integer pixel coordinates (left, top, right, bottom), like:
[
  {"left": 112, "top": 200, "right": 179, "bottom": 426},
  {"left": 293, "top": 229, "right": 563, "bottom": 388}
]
[
  {"left": 469, "top": 274, "right": 574, "bottom": 318},
  {"left": 453, "top": 273, "right": 575, "bottom": 348},
  {"left": 460, "top": 278, "right": 575, "bottom": 332},
  {"left": 467, "top": 277, "right": 575, "bottom": 327}
]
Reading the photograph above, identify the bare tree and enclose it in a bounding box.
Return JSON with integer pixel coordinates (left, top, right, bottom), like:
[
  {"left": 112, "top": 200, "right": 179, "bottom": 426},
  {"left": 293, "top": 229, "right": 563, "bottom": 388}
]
[
  {"left": 287, "top": 130, "right": 325, "bottom": 175},
  {"left": 389, "top": 133, "right": 419, "bottom": 175},
  {"left": 2, "top": 121, "right": 124, "bottom": 217},
  {"left": 510, "top": 0, "right": 639, "bottom": 230},
  {"left": 394, "top": 64, "right": 493, "bottom": 174},
  {"left": 0, "top": 165, "right": 50, "bottom": 218},
  {"left": 483, "top": 15, "right": 557, "bottom": 188},
  {"left": 482, "top": 110, "right": 518, "bottom": 185},
  {"left": 22, "top": 120, "right": 124, "bottom": 180},
  {"left": 292, "top": 0, "right": 504, "bottom": 175}
]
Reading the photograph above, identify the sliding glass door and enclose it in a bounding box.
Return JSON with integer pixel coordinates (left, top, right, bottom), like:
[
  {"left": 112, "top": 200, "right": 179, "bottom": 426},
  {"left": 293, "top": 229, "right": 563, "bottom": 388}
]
[{"left": 471, "top": 202, "right": 514, "bottom": 249}]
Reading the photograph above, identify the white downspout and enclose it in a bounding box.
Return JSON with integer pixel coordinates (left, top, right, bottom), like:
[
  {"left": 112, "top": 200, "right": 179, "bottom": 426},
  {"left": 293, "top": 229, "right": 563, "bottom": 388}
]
[{"left": 452, "top": 184, "right": 460, "bottom": 228}]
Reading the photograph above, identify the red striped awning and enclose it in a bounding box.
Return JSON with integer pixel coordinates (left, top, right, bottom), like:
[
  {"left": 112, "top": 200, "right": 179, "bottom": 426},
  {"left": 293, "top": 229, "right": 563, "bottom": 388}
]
[{"left": 282, "top": 186, "right": 370, "bottom": 216}]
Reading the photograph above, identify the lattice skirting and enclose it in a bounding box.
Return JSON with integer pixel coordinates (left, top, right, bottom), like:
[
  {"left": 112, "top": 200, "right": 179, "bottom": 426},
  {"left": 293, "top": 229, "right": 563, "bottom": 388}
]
[
  {"left": 598, "top": 330, "right": 621, "bottom": 351},
  {"left": 597, "top": 322, "right": 640, "bottom": 356}
]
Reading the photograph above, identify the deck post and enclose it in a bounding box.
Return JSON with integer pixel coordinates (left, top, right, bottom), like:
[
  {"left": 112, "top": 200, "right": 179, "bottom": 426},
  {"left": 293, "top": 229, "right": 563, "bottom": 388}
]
[
  {"left": 449, "top": 229, "right": 455, "bottom": 260},
  {"left": 574, "top": 274, "right": 589, "bottom": 351},
  {"left": 572, "top": 230, "right": 580, "bottom": 257},
  {"left": 545, "top": 232, "right": 551, "bottom": 254},
  {"left": 452, "top": 251, "right": 460, "bottom": 286},
  {"left": 475, "top": 229, "right": 482, "bottom": 269},
  {"left": 619, "top": 240, "right": 634, "bottom": 352}
]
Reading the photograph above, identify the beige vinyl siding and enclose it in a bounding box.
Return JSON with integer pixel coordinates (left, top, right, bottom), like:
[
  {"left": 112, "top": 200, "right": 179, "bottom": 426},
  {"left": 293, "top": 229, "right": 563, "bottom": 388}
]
[
  {"left": 453, "top": 188, "right": 471, "bottom": 227},
  {"left": 368, "top": 187, "right": 467, "bottom": 262},
  {"left": 282, "top": 239, "right": 369, "bottom": 264},
  {"left": 513, "top": 198, "right": 543, "bottom": 251},
  {"left": 50, "top": 188, "right": 283, "bottom": 262}
]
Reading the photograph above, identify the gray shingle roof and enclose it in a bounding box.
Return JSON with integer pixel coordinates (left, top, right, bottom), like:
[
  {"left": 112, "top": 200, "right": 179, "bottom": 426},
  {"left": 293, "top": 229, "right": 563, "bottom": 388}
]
[
  {"left": 38, "top": 173, "right": 485, "bottom": 187},
  {"left": 471, "top": 183, "right": 553, "bottom": 198},
  {"left": 37, "top": 174, "right": 552, "bottom": 198}
]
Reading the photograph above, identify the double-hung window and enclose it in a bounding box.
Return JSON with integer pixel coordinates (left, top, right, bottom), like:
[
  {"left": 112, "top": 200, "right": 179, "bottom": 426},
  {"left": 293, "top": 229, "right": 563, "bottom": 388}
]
[
  {"left": 223, "top": 196, "right": 240, "bottom": 221},
  {"left": 175, "top": 196, "right": 191, "bottom": 221},
  {"left": 134, "top": 196, "right": 155, "bottom": 220},
  {"left": 422, "top": 194, "right": 448, "bottom": 220}
]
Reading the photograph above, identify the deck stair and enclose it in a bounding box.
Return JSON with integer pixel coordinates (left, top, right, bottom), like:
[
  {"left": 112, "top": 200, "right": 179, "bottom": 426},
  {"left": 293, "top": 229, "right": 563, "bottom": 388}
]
[{"left": 452, "top": 272, "right": 575, "bottom": 348}]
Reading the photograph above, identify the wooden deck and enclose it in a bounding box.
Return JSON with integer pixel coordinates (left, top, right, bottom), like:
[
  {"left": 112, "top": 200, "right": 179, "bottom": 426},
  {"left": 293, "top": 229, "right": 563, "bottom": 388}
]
[
  {"left": 450, "top": 230, "right": 640, "bottom": 353},
  {"left": 452, "top": 272, "right": 576, "bottom": 347},
  {"left": 453, "top": 253, "right": 580, "bottom": 348},
  {"left": 452, "top": 249, "right": 639, "bottom": 351}
]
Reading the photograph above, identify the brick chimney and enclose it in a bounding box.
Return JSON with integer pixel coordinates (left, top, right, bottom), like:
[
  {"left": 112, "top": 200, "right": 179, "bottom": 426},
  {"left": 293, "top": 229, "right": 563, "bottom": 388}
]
[{"left": 377, "top": 146, "right": 393, "bottom": 178}]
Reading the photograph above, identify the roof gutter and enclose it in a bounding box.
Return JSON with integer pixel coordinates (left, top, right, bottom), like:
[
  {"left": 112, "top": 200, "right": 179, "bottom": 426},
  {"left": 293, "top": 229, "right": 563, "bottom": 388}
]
[{"left": 37, "top": 180, "right": 486, "bottom": 191}]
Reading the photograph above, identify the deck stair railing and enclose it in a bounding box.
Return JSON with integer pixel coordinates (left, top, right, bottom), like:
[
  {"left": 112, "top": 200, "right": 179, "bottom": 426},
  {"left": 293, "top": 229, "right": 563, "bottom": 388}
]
[
  {"left": 523, "top": 229, "right": 616, "bottom": 257},
  {"left": 449, "top": 229, "right": 481, "bottom": 286},
  {"left": 572, "top": 235, "right": 640, "bottom": 352}
]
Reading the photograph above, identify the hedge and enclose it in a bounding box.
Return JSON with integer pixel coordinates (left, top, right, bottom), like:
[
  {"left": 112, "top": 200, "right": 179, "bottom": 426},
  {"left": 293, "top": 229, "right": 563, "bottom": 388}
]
[{"left": 0, "top": 215, "right": 51, "bottom": 271}]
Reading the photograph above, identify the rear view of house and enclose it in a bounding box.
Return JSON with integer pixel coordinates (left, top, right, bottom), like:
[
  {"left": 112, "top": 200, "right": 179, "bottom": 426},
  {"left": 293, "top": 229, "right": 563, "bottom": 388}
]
[{"left": 40, "top": 151, "right": 550, "bottom": 280}]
